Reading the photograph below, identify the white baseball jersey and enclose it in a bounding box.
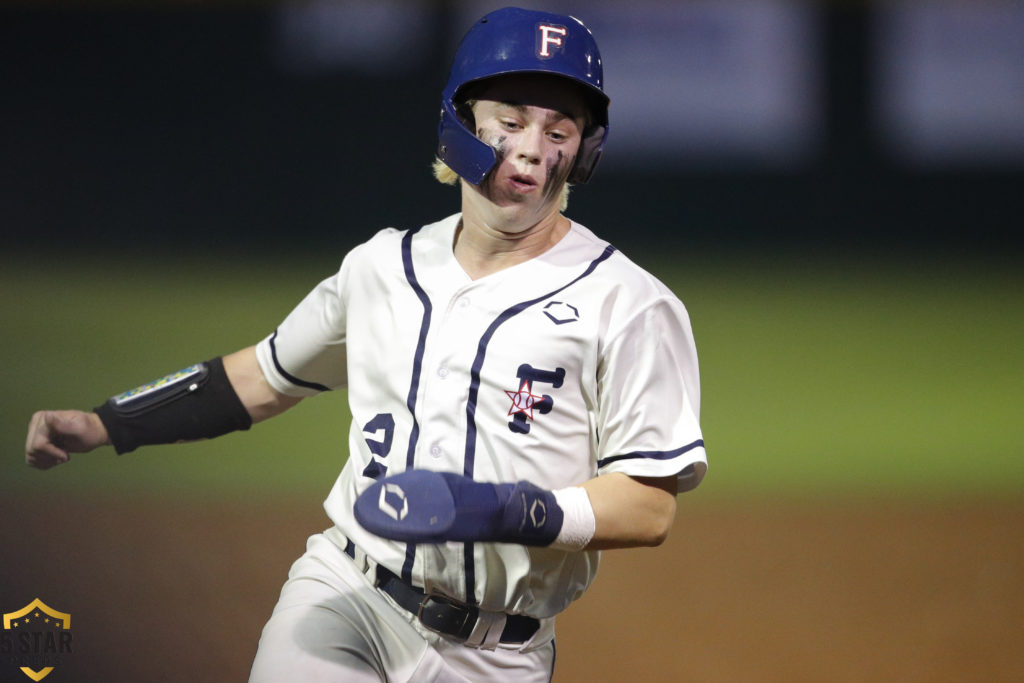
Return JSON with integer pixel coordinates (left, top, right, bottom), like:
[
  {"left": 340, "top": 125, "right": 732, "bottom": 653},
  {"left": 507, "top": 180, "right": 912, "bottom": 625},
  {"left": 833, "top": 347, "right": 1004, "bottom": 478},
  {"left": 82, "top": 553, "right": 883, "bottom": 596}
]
[{"left": 254, "top": 213, "right": 706, "bottom": 622}]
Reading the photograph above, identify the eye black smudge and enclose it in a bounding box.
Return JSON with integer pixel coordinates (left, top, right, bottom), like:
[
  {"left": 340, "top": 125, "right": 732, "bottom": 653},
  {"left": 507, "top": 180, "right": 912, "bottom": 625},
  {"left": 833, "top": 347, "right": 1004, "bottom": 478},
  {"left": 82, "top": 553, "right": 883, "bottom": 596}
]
[
  {"left": 542, "top": 150, "right": 573, "bottom": 202},
  {"left": 493, "top": 135, "right": 508, "bottom": 159}
]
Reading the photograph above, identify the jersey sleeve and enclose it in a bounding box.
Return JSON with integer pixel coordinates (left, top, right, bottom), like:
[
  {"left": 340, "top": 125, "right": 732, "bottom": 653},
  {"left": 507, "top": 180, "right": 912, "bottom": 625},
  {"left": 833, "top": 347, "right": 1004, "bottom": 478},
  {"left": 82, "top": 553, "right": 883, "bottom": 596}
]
[
  {"left": 254, "top": 252, "right": 353, "bottom": 397},
  {"left": 595, "top": 295, "right": 707, "bottom": 492}
]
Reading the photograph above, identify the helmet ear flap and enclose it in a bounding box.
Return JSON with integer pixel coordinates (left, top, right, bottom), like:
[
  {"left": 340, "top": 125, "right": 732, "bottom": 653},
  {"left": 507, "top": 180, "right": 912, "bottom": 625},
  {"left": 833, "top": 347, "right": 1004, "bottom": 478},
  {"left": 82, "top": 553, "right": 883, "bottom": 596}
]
[
  {"left": 453, "top": 99, "right": 476, "bottom": 130},
  {"left": 438, "top": 99, "right": 496, "bottom": 186},
  {"left": 569, "top": 124, "right": 608, "bottom": 185}
]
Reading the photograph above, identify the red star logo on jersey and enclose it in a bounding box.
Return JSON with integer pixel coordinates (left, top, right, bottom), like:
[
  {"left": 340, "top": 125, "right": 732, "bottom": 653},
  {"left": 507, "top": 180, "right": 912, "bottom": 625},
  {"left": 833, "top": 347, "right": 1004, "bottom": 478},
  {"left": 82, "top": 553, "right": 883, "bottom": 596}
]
[{"left": 505, "top": 380, "right": 544, "bottom": 420}]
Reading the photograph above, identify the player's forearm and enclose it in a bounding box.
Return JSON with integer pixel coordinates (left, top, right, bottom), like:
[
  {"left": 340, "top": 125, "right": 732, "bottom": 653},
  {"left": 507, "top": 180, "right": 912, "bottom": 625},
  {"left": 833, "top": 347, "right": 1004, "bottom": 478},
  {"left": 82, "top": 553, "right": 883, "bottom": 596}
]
[
  {"left": 91, "top": 347, "right": 293, "bottom": 455},
  {"left": 223, "top": 346, "right": 302, "bottom": 423},
  {"left": 580, "top": 473, "right": 678, "bottom": 550},
  {"left": 355, "top": 469, "right": 679, "bottom": 553}
]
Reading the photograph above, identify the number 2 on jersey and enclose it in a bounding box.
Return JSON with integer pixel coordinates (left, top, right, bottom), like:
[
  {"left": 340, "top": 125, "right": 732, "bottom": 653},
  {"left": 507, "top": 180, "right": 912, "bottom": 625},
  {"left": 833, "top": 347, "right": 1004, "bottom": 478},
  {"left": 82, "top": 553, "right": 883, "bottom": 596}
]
[{"left": 361, "top": 413, "right": 395, "bottom": 479}]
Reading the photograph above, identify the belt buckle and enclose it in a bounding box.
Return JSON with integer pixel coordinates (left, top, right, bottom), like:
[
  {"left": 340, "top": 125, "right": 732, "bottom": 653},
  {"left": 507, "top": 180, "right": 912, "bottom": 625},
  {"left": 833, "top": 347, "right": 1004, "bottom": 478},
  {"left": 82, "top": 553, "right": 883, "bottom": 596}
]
[{"left": 416, "top": 594, "right": 476, "bottom": 640}]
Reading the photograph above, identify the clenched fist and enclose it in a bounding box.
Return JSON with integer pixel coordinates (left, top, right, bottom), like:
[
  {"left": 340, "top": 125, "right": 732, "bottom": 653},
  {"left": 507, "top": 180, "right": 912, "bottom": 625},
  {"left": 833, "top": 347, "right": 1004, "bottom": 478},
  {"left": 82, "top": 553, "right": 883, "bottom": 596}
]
[{"left": 25, "top": 410, "right": 109, "bottom": 470}]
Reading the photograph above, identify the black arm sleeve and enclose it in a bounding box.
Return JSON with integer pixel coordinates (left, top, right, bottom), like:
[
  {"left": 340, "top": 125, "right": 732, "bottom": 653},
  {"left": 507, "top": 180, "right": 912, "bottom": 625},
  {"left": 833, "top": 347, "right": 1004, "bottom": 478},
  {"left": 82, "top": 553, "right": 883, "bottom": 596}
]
[{"left": 94, "top": 357, "right": 252, "bottom": 455}]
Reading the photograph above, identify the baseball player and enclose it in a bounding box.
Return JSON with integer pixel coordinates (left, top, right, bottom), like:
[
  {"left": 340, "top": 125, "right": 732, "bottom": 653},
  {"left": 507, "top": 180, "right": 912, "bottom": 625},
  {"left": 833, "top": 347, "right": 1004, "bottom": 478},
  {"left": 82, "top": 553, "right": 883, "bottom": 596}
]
[{"left": 25, "top": 7, "right": 707, "bottom": 681}]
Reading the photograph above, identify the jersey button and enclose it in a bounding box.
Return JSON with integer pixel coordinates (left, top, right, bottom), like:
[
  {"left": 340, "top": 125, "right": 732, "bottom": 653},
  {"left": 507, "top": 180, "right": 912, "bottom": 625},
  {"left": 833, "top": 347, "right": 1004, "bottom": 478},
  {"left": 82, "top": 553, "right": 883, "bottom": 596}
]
[
  {"left": 437, "top": 366, "right": 449, "bottom": 378},
  {"left": 429, "top": 444, "right": 442, "bottom": 458},
  {"left": 457, "top": 297, "right": 471, "bottom": 309}
]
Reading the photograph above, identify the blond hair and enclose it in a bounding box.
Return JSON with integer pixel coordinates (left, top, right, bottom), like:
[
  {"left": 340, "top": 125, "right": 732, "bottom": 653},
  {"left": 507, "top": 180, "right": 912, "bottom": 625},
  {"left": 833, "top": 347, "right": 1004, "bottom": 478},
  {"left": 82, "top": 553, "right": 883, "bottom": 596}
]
[{"left": 431, "top": 157, "right": 571, "bottom": 212}]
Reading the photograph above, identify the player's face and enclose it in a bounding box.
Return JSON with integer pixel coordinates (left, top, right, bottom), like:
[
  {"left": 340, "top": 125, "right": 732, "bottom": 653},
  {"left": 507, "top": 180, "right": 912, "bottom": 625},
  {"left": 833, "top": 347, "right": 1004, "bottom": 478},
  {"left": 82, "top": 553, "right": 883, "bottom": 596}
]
[{"left": 464, "top": 75, "right": 586, "bottom": 232}]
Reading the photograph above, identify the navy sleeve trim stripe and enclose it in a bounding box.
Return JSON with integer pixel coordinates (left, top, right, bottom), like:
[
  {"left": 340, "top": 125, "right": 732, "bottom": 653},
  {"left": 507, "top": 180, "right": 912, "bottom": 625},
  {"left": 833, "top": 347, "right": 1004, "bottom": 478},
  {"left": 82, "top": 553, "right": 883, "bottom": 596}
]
[
  {"left": 597, "top": 439, "right": 705, "bottom": 469},
  {"left": 268, "top": 330, "right": 332, "bottom": 393}
]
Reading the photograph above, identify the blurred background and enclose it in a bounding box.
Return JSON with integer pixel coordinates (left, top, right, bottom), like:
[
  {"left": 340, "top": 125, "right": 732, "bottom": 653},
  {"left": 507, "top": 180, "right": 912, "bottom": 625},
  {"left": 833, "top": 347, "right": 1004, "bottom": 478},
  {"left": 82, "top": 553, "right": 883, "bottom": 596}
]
[
  {"left": 3, "top": 0, "right": 1023, "bottom": 255},
  {"left": 2, "top": 1, "right": 1022, "bottom": 681}
]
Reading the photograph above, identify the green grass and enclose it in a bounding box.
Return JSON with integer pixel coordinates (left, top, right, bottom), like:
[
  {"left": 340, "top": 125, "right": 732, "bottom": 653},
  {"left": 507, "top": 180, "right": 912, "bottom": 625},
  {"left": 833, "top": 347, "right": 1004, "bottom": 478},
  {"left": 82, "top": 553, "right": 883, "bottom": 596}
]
[
  {"left": 3, "top": 248, "right": 1022, "bottom": 502},
  {"left": 644, "top": 250, "right": 1024, "bottom": 499}
]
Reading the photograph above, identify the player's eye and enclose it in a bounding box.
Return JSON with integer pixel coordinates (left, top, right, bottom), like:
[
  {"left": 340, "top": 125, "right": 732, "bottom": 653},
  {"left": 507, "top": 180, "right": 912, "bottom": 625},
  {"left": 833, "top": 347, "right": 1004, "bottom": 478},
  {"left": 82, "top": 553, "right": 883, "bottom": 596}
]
[{"left": 500, "top": 119, "right": 523, "bottom": 131}]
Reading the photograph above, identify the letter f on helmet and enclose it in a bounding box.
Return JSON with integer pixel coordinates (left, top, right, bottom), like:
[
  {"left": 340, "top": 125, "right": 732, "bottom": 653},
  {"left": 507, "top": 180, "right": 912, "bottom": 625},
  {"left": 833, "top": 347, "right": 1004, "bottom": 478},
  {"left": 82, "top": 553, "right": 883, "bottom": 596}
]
[{"left": 538, "top": 25, "right": 568, "bottom": 57}]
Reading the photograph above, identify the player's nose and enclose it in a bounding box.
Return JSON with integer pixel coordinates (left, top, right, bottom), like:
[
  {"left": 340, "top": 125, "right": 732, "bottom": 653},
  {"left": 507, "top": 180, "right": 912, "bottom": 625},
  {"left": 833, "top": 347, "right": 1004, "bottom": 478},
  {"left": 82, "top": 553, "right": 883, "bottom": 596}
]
[{"left": 515, "top": 127, "right": 544, "bottom": 165}]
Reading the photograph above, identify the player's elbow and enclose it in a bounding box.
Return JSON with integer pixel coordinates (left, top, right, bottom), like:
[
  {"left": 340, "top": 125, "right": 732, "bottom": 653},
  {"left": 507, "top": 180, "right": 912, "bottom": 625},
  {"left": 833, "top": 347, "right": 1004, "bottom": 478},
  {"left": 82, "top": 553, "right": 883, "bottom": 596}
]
[
  {"left": 636, "top": 475, "right": 679, "bottom": 547},
  {"left": 639, "top": 495, "right": 677, "bottom": 547}
]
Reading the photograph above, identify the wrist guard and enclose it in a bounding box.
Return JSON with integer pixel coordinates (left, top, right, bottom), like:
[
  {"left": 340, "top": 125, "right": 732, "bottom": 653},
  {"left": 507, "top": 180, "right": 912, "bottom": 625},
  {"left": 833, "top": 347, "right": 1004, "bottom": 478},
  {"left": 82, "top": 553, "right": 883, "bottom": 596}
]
[{"left": 94, "top": 357, "right": 252, "bottom": 454}]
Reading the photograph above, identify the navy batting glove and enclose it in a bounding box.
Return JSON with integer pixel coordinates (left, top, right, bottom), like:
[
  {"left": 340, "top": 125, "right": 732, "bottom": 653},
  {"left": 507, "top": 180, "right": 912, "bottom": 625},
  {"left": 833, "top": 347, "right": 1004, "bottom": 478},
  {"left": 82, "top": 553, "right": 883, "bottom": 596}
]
[{"left": 354, "top": 470, "right": 564, "bottom": 546}]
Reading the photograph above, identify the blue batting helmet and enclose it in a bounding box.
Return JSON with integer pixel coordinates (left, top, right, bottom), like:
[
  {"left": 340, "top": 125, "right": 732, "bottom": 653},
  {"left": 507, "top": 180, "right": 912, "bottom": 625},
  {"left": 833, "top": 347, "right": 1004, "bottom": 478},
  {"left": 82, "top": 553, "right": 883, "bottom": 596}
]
[{"left": 437, "top": 6, "right": 609, "bottom": 186}]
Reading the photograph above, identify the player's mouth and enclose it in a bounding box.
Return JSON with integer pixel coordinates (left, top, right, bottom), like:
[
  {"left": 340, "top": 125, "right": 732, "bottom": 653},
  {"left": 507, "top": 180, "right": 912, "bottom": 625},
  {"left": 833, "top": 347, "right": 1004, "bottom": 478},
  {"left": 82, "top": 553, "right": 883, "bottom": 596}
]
[{"left": 507, "top": 174, "right": 538, "bottom": 194}]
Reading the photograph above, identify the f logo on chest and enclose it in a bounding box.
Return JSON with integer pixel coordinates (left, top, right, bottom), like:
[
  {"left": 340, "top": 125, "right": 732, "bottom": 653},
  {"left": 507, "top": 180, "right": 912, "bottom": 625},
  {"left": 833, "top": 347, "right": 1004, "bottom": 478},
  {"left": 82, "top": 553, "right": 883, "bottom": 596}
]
[
  {"left": 538, "top": 24, "right": 568, "bottom": 58},
  {"left": 505, "top": 363, "right": 565, "bottom": 434}
]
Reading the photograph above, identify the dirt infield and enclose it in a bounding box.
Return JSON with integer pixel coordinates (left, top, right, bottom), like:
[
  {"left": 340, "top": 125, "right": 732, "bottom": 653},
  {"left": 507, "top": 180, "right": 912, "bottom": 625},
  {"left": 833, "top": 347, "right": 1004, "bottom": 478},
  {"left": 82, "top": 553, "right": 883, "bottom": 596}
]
[{"left": 1, "top": 495, "right": 1021, "bottom": 682}]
